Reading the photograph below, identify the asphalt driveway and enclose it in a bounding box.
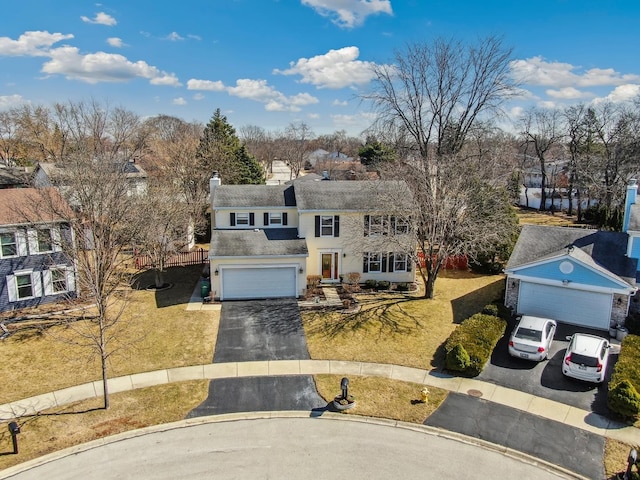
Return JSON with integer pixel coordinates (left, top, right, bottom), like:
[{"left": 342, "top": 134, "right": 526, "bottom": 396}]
[
  {"left": 425, "top": 393, "right": 605, "bottom": 479},
  {"left": 189, "top": 299, "right": 326, "bottom": 417},
  {"left": 478, "top": 320, "right": 618, "bottom": 415}
]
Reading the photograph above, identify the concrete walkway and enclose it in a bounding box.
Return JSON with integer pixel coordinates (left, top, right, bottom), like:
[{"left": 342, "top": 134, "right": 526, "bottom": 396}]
[{"left": 1, "top": 358, "right": 639, "bottom": 445}]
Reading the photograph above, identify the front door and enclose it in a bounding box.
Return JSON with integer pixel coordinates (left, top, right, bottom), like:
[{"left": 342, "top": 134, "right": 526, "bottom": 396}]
[{"left": 321, "top": 252, "right": 339, "bottom": 281}]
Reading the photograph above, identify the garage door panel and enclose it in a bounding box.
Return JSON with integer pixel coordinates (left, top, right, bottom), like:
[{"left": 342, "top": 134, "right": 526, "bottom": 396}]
[
  {"left": 518, "top": 282, "right": 611, "bottom": 330},
  {"left": 222, "top": 267, "right": 296, "bottom": 300}
]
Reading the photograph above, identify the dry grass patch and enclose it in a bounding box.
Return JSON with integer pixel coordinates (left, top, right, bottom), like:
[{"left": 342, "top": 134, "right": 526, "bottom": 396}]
[
  {"left": 0, "top": 265, "right": 218, "bottom": 404},
  {"left": 303, "top": 271, "right": 504, "bottom": 370},
  {"left": 604, "top": 438, "right": 639, "bottom": 479},
  {"left": 516, "top": 207, "right": 587, "bottom": 227},
  {"left": 0, "top": 381, "right": 208, "bottom": 471},
  {"left": 314, "top": 374, "right": 447, "bottom": 424}
]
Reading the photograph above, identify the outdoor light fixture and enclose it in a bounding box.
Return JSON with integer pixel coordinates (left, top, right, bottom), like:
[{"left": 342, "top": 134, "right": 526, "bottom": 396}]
[
  {"left": 562, "top": 279, "right": 569, "bottom": 285},
  {"left": 299, "top": 267, "right": 304, "bottom": 274},
  {"left": 214, "top": 269, "right": 219, "bottom": 276}
]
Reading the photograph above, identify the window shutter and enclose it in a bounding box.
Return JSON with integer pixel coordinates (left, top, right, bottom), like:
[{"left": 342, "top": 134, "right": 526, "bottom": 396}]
[
  {"left": 315, "top": 216, "right": 320, "bottom": 237},
  {"left": 249, "top": 213, "right": 255, "bottom": 226},
  {"left": 364, "top": 215, "right": 370, "bottom": 237},
  {"left": 230, "top": 213, "right": 236, "bottom": 226},
  {"left": 27, "top": 229, "right": 38, "bottom": 254},
  {"left": 66, "top": 266, "right": 76, "bottom": 293},
  {"left": 407, "top": 256, "right": 412, "bottom": 272},
  {"left": 43, "top": 270, "right": 53, "bottom": 296},
  {"left": 382, "top": 253, "right": 388, "bottom": 273},
  {"left": 388, "top": 253, "right": 395, "bottom": 272},
  {"left": 362, "top": 254, "right": 369, "bottom": 273},
  {"left": 283, "top": 212, "right": 288, "bottom": 225},
  {"left": 16, "top": 231, "right": 27, "bottom": 256},
  {"left": 6, "top": 275, "right": 17, "bottom": 302},
  {"left": 52, "top": 227, "right": 62, "bottom": 252},
  {"left": 334, "top": 215, "right": 340, "bottom": 237},
  {"left": 33, "top": 272, "right": 43, "bottom": 297},
  {"left": 264, "top": 212, "right": 269, "bottom": 226}
]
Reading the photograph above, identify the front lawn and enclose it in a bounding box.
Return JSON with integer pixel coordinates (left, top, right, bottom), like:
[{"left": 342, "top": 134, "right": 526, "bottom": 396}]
[
  {"left": 0, "top": 265, "right": 218, "bottom": 404},
  {"left": 302, "top": 270, "right": 505, "bottom": 370}
]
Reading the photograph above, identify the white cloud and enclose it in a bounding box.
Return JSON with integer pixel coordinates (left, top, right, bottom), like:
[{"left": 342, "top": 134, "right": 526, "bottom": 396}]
[
  {"left": 187, "top": 79, "right": 225, "bottom": 91},
  {"left": 331, "top": 112, "right": 376, "bottom": 131},
  {"left": 538, "top": 100, "right": 557, "bottom": 109},
  {"left": 302, "top": 0, "right": 392, "bottom": 28},
  {"left": 166, "top": 32, "right": 184, "bottom": 41},
  {"left": 107, "top": 37, "right": 124, "bottom": 48},
  {"left": 511, "top": 56, "right": 640, "bottom": 88},
  {"left": 0, "top": 94, "right": 25, "bottom": 109},
  {"left": 594, "top": 84, "right": 640, "bottom": 104},
  {"left": 172, "top": 97, "right": 187, "bottom": 105},
  {"left": 188, "top": 77, "right": 318, "bottom": 112},
  {"left": 41, "top": 46, "right": 181, "bottom": 86},
  {"left": 274, "top": 46, "right": 376, "bottom": 89},
  {"left": 193, "top": 93, "right": 205, "bottom": 100},
  {"left": 308, "top": 113, "right": 320, "bottom": 119},
  {"left": 545, "top": 87, "right": 593, "bottom": 100},
  {"left": 0, "top": 31, "right": 73, "bottom": 57},
  {"left": 80, "top": 12, "right": 117, "bottom": 26},
  {"left": 333, "top": 99, "right": 348, "bottom": 106},
  {"left": 187, "top": 34, "right": 202, "bottom": 41}
]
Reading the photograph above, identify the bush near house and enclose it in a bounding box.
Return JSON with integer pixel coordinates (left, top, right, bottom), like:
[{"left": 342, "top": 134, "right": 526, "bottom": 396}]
[
  {"left": 608, "top": 335, "right": 640, "bottom": 419},
  {"left": 444, "top": 311, "right": 506, "bottom": 377}
]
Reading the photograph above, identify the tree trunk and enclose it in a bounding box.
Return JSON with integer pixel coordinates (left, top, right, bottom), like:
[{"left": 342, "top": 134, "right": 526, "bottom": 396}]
[
  {"left": 155, "top": 269, "right": 164, "bottom": 288},
  {"left": 100, "top": 320, "right": 110, "bottom": 409}
]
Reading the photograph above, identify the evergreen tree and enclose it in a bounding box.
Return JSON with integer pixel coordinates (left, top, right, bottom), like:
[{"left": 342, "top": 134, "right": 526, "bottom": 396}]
[
  {"left": 235, "top": 144, "right": 265, "bottom": 185},
  {"left": 196, "top": 108, "right": 241, "bottom": 183}
]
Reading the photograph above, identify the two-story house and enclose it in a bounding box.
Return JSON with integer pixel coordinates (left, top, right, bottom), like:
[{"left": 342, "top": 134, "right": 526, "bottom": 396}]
[
  {"left": 208, "top": 173, "right": 415, "bottom": 300},
  {"left": 0, "top": 188, "right": 77, "bottom": 313}
]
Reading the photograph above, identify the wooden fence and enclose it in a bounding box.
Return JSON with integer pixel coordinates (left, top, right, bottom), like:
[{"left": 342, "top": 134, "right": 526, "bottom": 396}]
[
  {"left": 417, "top": 252, "right": 468, "bottom": 270},
  {"left": 134, "top": 248, "right": 208, "bottom": 270}
]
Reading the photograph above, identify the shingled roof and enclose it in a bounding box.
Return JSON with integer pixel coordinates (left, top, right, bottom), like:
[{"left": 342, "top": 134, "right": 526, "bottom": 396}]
[
  {"left": 507, "top": 224, "right": 637, "bottom": 285},
  {"left": 293, "top": 180, "right": 413, "bottom": 211},
  {"left": 210, "top": 228, "right": 307, "bottom": 257},
  {"left": 0, "top": 188, "right": 71, "bottom": 225},
  {"left": 213, "top": 185, "right": 296, "bottom": 208}
]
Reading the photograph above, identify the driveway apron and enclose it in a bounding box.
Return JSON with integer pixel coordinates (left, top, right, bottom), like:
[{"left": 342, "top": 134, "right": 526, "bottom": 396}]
[
  {"left": 424, "top": 392, "right": 604, "bottom": 479},
  {"left": 188, "top": 299, "right": 326, "bottom": 417}
]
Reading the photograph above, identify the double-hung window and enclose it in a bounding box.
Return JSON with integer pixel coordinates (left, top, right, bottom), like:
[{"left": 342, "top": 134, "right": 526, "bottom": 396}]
[
  {"left": 16, "top": 273, "right": 34, "bottom": 299},
  {"left": 368, "top": 215, "right": 385, "bottom": 236},
  {"left": 393, "top": 216, "right": 409, "bottom": 235},
  {"left": 51, "top": 268, "right": 68, "bottom": 293},
  {"left": 269, "top": 213, "right": 282, "bottom": 225},
  {"left": 367, "top": 253, "right": 382, "bottom": 273},
  {"left": 393, "top": 253, "right": 408, "bottom": 272},
  {"left": 236, "top": 213, "right": 250, "bottom": 226},
  {"left": 321, "top": 216, "right": 334, "bottom": 237},
  {"left": 37, "top": 229, "right": 53, "bottom": 252},
  {"left": 0, "top": 232, "right": 17, "bottom": 257}
]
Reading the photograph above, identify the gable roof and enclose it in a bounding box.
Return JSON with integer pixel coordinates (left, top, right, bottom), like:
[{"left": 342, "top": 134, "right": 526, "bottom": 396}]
[
  {"left": 36, "top": 161, "right": 147, "bottom": 182},
  {"left": 210, "top": 228, "right": 307, "bottom": 257},
  {"left": 507, "top": 224, "right": 637, "bottom": 284},
  {"left": 213, "top": 185, "right": 296, "bottom": 208},
  {"left": 293, "top": 180, "right": 413, "bottom": 211},
  {"left": 0, "top": 188, "right": 71, "bottom": 226}
]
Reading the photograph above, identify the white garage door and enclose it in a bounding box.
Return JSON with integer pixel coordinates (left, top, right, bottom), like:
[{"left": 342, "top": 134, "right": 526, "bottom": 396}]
[
  {"left": 221, "top": 267, "right": 296, "bottom": 300},
  {"left": 518, "top": 282, "right": 612, "bottom": 330}
]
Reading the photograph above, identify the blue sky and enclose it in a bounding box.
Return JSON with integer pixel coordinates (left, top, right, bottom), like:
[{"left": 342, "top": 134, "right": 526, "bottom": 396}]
[{"left": 1, "top": 0, "right": 639, "bottom": 136}]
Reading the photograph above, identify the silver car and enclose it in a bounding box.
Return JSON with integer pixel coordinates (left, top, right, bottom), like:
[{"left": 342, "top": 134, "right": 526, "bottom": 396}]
[
  {"left": 562, "top": 333, "right": 610, "bottom": 383},
  {"left": 508, "top": 315, "right": 557, "bottom": 361}
]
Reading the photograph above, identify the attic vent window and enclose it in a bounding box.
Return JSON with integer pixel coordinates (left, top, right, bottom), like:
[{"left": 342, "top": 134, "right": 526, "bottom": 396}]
[{"left": 559, "top": 261, "right": 574, "bottom": 274}]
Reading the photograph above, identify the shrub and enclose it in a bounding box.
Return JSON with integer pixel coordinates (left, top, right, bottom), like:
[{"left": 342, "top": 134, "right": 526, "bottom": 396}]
[
  {"left": 306, "top": 275, "right": 322, "bottom": 289},
  {"left": 376, "top": 280, "right": 390, "bottom": 290},
  {"left": 608, "top": 380, "right": 640, "bottom": 419},
  {"left": 446, "top": 344, "right": 470, "bottom": 372},
  {"left": 482, "top": 304, "right": 499, "bottom": 316},
  {"left": 625, "top": 312, "right": 640, "bottom": 336},
  {"left": 444, "top": 313, "right": 506, "bottom": 376},
  {"left": 395, "top": 282, "right": 410, "bottom": 292},
  {"left": 345, "top": 272, "right": 361, "bottom": 285},
  {"left": 364, "top": 279, "right": 378, "bottom": 290}
]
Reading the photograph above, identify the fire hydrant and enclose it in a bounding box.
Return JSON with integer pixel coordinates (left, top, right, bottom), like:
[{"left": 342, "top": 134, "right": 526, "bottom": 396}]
[{"left": 420, "top": 387, "right": 429, "bottom": 403}]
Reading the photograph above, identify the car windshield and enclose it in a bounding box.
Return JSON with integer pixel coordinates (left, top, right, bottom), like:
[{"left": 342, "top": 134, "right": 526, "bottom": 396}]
[
  {"left": 569, "top": 353, "right": 599, "bottom": 367},
  {"left": 514, "top": 327, "right": 542, "bottom": 342}
]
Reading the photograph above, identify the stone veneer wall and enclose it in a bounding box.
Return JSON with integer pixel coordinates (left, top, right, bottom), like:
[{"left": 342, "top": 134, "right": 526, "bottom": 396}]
[
  {"left": 612, "top": 293, "right": 631, "bottom": 326},
  {"left": 504, "top": 277, "right": 519, "bottom": 315}
]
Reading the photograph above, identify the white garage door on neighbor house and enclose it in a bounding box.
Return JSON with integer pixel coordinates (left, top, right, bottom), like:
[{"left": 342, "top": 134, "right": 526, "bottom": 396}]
[{"left": 517, "top": 282, "right": 612, "bottom": 330}]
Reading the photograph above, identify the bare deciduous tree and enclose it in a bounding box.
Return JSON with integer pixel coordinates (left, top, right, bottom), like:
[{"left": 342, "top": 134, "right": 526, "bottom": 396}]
[{"left": 364, "top": 35, "right": 518, "bottom": 298}]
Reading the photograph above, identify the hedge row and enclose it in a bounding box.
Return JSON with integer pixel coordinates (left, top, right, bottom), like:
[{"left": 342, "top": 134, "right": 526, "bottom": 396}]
[
  {"left": 444, "top": 312, "right": 507, "bottom": 377},
  {"left": 608, "top": 335, "right": 640, "bottom": 419}
]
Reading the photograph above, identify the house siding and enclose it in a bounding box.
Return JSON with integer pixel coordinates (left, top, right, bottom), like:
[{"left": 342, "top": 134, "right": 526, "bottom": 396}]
[
  {"left": 512, "top": 259, "right": 626, "bottom": 290},
  {"left": 0, "top": 225, "right": 76, "bottom": 313},
  {"left": 630, "top": 236, "right": 640, "bottom": 269}
]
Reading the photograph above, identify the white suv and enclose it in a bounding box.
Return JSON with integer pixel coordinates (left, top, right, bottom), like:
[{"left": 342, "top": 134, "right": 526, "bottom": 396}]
[{"left": 562, "top": 333, "right": 610, "bottom": 383}]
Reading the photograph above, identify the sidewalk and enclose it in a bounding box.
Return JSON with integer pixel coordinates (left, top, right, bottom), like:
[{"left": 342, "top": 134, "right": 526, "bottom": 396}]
[{"left": 1, "top": 358, "right": 639, "bottom": 445}]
